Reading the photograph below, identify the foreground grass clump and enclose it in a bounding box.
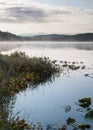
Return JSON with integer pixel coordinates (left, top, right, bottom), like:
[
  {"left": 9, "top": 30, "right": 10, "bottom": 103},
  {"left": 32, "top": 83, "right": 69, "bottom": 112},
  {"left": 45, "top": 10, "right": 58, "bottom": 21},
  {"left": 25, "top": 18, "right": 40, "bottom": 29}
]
[
  {"left": 0, "top": 51, "right": 60, "bottom": 96},
  {"left": 0, "top": 51, "right": 60, "bottom": 130}
]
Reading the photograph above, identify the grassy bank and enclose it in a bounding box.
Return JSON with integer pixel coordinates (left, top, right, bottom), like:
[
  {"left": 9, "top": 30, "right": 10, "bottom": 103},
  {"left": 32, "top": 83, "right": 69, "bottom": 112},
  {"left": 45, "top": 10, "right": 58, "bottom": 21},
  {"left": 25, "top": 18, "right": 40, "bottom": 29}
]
[
  {"left": 0, "top": 51, "right": 60, "bottom": 130},
  {"left": 0, "top": 51, "right": 60, "bottom": 96}
]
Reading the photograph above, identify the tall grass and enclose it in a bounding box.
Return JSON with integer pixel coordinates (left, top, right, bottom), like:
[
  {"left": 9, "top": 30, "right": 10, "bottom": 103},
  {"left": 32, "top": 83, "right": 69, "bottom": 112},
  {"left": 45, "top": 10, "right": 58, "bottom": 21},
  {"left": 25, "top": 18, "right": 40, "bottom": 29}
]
[
  {"left": 0, "top": 51, "right": 60, "bottom": 96},
  {"left": 0, "top": 51, "right": 60, "bottom": 130}
]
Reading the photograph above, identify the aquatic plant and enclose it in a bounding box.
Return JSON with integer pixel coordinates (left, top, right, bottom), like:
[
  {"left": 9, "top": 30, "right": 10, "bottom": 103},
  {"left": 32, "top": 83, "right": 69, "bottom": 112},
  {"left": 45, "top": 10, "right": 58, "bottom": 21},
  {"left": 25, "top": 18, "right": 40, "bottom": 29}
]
[
  {"left": 60, "top": 61, "right": 86, "bottom": 74},
  {"left": 85, "top": 109, "right": 93, "bottom": 120},
  {"left": 66, "top": 117, "right": 75, "bottom": 125},
  {"left": 45, "top": 97, "right": 92, "bottom": 130},
  {"left": 78, "top": 97, "right": 91, "bottom": 108},
  {"left": 66, "top": 117, "right": 91, "bottom": 130}
]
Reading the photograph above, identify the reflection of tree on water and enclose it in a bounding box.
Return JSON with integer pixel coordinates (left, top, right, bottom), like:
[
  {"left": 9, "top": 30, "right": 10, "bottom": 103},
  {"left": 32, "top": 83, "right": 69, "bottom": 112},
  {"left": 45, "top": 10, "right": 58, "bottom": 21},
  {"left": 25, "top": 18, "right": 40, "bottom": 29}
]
[{"left": 75, "top": 43, "right": 93, "bottom": 50}]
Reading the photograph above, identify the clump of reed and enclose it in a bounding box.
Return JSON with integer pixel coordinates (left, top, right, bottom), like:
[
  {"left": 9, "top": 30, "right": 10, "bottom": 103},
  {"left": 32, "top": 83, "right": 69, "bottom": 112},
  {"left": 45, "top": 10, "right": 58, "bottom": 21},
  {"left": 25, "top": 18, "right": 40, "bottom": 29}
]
[
  {"left": 0, "top": 51, "right": 60, "bottom": 130},
  {"left": 0, "top": 51, "right": 60, "bottom": 96}
]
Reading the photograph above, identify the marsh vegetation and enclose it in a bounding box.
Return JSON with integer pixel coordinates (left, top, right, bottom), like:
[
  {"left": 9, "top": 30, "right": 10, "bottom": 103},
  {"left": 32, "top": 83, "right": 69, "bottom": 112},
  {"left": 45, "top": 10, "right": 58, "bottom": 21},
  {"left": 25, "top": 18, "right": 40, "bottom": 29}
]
[
  {"left": 0, "top": 51, "right": 60, "bottom": 96},
  {"left": 0, "top": 51, "right": 60, "bottom": 130},
  {"left": 0, "top": 41, "right": 93, "bottom": 130}
]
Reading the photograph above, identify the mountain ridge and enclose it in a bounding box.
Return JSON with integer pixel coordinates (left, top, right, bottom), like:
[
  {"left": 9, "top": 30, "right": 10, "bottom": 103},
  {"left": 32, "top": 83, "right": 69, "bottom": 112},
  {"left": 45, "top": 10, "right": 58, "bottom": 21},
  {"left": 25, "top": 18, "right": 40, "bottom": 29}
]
[
  {"left": 0, "top": 31, "right": 23, "bottom": 41},
  {"left": 0, "top": 30, "right": 93, "bottom": 41}
]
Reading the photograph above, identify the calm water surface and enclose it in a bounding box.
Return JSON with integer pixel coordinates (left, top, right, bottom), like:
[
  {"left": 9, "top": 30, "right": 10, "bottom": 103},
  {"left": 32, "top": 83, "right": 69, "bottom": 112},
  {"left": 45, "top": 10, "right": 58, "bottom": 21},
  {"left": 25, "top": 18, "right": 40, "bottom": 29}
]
[{"left": 0, "top": 41, "right": 93, "bottom": 129}]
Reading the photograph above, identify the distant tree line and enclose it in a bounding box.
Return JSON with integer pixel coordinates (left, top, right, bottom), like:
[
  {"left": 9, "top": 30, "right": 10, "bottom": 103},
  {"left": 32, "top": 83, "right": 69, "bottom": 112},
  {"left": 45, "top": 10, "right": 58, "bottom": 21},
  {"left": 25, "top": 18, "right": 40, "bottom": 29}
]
[{"left": 0, "top": 30, "right": 93, "bottom": 41}]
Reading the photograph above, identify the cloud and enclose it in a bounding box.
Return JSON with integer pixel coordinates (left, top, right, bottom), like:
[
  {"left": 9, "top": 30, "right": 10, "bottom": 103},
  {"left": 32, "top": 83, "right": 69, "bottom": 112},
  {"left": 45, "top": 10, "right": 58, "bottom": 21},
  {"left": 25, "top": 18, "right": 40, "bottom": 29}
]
[
  {"left": 3, "top": 7, "right": 46, "bottom": 23},
  {"left": 0, "top": 2, "right": 93, "bottom": 24}
]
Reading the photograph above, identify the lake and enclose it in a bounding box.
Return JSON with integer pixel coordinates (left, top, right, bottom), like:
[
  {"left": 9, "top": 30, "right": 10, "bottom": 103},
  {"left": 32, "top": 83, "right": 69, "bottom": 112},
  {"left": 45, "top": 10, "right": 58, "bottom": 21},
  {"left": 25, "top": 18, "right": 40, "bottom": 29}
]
[{"left": 0, "top": 41, "right": 93, "bottom": 129}]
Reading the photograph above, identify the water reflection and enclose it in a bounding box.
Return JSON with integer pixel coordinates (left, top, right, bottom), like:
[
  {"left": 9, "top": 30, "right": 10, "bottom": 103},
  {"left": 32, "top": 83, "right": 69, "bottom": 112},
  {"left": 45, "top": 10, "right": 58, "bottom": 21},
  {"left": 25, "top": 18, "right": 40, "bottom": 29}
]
[
  {"left": 20, "top": 42, "right": 93, "bottom": 50},
  {"left": 0, "top": 42, "right": 20, "bottom": 52},
  {"left": 1, "top": 42, "right": 93, "bottom": 68},
  {"left": 75, "top": 43, "right": 93, "bottom": 50},
  {"left": 0, "top": 42, "right": 93, "bottom": 52},
  {"left": 12, "top": 74, "right": 93, "bottom": 129},
  {"left": 17, "top": 42, "right": 93, "bottom": 50},
  {"left": 0, "top": 41, "right": 93, "bottom": 129}
]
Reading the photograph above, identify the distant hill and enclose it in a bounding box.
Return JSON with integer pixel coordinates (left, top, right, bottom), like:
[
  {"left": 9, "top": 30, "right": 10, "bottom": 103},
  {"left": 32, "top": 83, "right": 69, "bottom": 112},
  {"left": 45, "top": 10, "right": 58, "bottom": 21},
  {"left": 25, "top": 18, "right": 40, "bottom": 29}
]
[
  {"left": 0, "top": 31, "right": 23, "bottom": 41},
  {"left": 0, "top": 30, "right": 93, "bottom": 41},
  {"left": 24, "top": 33, "right": 93, "bottom": 41}
]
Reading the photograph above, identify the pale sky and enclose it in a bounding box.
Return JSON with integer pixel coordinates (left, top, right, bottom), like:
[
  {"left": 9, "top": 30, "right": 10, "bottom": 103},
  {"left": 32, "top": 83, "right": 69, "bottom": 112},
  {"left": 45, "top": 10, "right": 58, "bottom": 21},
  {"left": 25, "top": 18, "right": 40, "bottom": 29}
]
[{"left": 0, "top": 0, "right": 93, "bottom": 35}]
